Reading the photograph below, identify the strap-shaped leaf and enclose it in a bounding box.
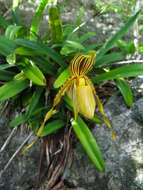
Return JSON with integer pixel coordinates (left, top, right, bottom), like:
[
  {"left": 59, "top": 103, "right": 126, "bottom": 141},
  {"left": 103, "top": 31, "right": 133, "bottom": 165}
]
[
  {"left": 5, "top": 25, "right": 23, "bottom": 40},
  {"left": 74, "top": 7, "right": 84, "bottom": 27},
  {"left": 60, "top": 40, "right": 85, "bottom": 55},
  {"left": 23, "top": 63, "right": 46, "bottom": 86},
  {"left": 30, "top": 56, "right": 55, "bottom": 76},
  {"left": 11, "top": 0, "right": 22, "bottom": 25},
  {"left": 15, "top": 39, "right": 66, "bottom": 67},
  {"left": 15, "top": 47, "right": 38, "bottom": 56},
  {"left": 0, "top": 64, "right": 15, "bottom": 70},
  {"left": 93, "top": 64, "right": 143, "bottom": 83},
  {"left": 0, "top": 35, "right": 17, "bottom": 56},
  {"left": 64, "top": 40, "right": 85, "bottom": 50},
  {"left": 71, "top": 116, "right": 105, "bottom": 171},
  {"left": 40, "top": 120, "right": 65, "bottom": 136},
  {"left": 9, "top": 114, "right": 27, "bottom": 127},
  {"left": 12, "top": 8, "right": 22, "bottom": 26},
  {"left": 54, "top": 67, "right": 71, "bottom": 88},
  {"left": 95, "top": 10, "right": 141, "bottom": 65},
  {"left": 0, "top": 13, "right": 11, "bottom": 28},
  {"left": 9, "top": 87, "right": 43, "bottom": 127},
  {"left": 0, "top": 70, "right": 15, "bottom": 81},
  {"left": 26, "top": 87, "right": 43, "bottom": 118},
  {"left": 0, "top": 79, "right": 29, "bottom": 101},
  {"left": 116, "top": 78, "right": 133, "bottom": 107},
  {"left": 30, "top": 0, "right": 49, "bottom": 41},
  {"left": 49, "top": 6, "right": 63, "bottom": 43},
  {"left": 84, "top": 44, "right": 101, "bottom": 53},
  {"left": 78, "top": 32, "right": 96, "bottom": 43},
  {"left": 96, "top": 53, "right": 123, "bottom": 67}
]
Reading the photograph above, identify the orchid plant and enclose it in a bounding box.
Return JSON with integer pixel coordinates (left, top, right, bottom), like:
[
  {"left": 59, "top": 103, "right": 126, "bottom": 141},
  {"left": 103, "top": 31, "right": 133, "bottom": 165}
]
[{"left": 0, "top": 0, "right": 142, "bottom": 172}]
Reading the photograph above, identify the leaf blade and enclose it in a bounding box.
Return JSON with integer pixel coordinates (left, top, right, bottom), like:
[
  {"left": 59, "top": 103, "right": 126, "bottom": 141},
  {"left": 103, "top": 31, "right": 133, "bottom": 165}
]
[
  {"left": 0, "top": 79, "right": 29, "bottom": 101},
  {"left": 26, "top": 87, "right": 43, "bottom": 118},
  {"left": 96, "top": 53, "right": 123, "bottom": 67},
  {"left": 15, "top": 39, "right": 66, "bottom": 67},
  {"left": 116, "top": 78, "right": 133, "bottom": 107},
  {"left": 54, "top": 67, "right": 71, "bottom": 88},
  {"left": 0, "top": 35, "right": 17, "bottom": 56},
  {"left": 23, "top": 63, "right": 46, "bottom": 86},
  {"left": 49, "top": 6, "right": 63, "bottom": 43},
  {"left": 71, "top": 116, "right": 105, "bottom": 171},
  {"left": 93, "top": 64, "right": 143, "bottom": 83},
  {"left": 30, "top": 0, "right": 49, "bottom": 41},
  {"left": 9, "top": 86, "right": 43, "bottom": 127},
  {"left": 40, "top": 120, "right": 65, "bottom": 136},
  {"left": 0, "top": 70, "right": 15, "bottom": 81}
]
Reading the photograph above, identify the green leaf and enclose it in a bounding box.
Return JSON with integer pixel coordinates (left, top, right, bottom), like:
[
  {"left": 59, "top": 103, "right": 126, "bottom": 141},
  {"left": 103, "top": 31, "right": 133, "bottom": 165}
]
[
  {"left": 0, "top": 35, "right": 17, "bottom": 56},
  {"left": 54, "top": 67, "right": 71, "bottom": 88},
  {"left": 83, "top": 43, "right": 102, "bottom": 53},
  {"left": 0, "top": 13, "right": 11, "bottom": 28},
  {"left": 0, "top": 64, "right": 15, "bottom": 70},
  {"left": 49, "top": 6, "right": 63, "bottom": 43},
  {"left": 71, "top": 116, "right": 105, "bottom": 171},
  {"left": 128, "top": 40, "right": 135, "bottom": 54},
  {"left": 139, "top": 44, "right": 143, "bottom": 52},
  {"left": 96, "top": 53, "right": 123, "bottom": 67},
  {"left": 90, "top": 113, "right": 104, "bottom": 123},
  {"left": 30, "top": 0, "right": 49, "bottom": 41},
  {"left": 60, "top": 40, "right": 85, "bottom": 55},
  {"left": 40, "top": 120, "right": 65, "bottom": 136},
  {"left": 78, "top": 32, "right": 96, "bottom": 43},
  {"left": 74, "top": 7, "right": 84, "bottom": 27},
  {"left": 60, "top": 46, "right": 75, "bottom": 55},
  {"left": 32, "top": 106, "right": 50, "bottom": 116},
  {"left": 15, "top": 39, "right": 66, "bottom": 68},
  {"left": 116, "top": 40, "right": 135, "bottom": 55},
  {"left": 30, "top": 56, "right": 55, "bottom": 76},
  {"left": 95, "top": 10, "right": 141, "bottom": 64},
  {"left": 116, "top": 78, "right": 133, "bottom": 107},
  {"left": 9, "top": 114, "right": 27, "bottom": 127},
  {"left": 116, "top": 39, "right": 128, "bottom": 54},
  {"left": 12, "top": 8, "right": 22, "bottom": 26},
  {"left": 23, "top": 63, "right": 46, "bottom": 86},
  {"left": 6, "top": 53, "right": 16, "bottom": 65},
  {"left": 5, "top": 25, "right": 23, "bottom": 40},
  {"left": 0, "top": 79, "right": 29, "bottom": 101},
  {"left": 93, "top": 64, "right": 143, "bottom": 83},
  {"left": 15, "top": 47, "right": 38, "bottom": 56},
  {"left": 65, "top": 40, "right": 85, "bottom": 50},
  {"left": 9, "top": 86, "right": 43, "bottom": 127},
  {"left": 26, "top": 87, "right": 43, "bottom": 118},
  {"left": 63, "top": 24, "right": 74, "bottom": 39},
  {"left": 0, "top": 70, "right": 15, "bottom": 81},
  {"left": 26, "top": 86, "right": 43, "bottom": 118}
]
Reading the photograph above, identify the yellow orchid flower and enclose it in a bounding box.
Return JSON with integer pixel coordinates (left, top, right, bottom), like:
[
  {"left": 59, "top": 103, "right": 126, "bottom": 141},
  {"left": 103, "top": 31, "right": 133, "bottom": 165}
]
[{"left": 22, "top": 52, "right": 119, "bottom": 154}]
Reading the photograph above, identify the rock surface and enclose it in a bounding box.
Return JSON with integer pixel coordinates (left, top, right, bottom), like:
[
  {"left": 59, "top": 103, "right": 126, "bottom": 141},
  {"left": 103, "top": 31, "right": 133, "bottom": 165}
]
[{"left": 0, "top": 111, "right": 41, "bottom": 190}]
